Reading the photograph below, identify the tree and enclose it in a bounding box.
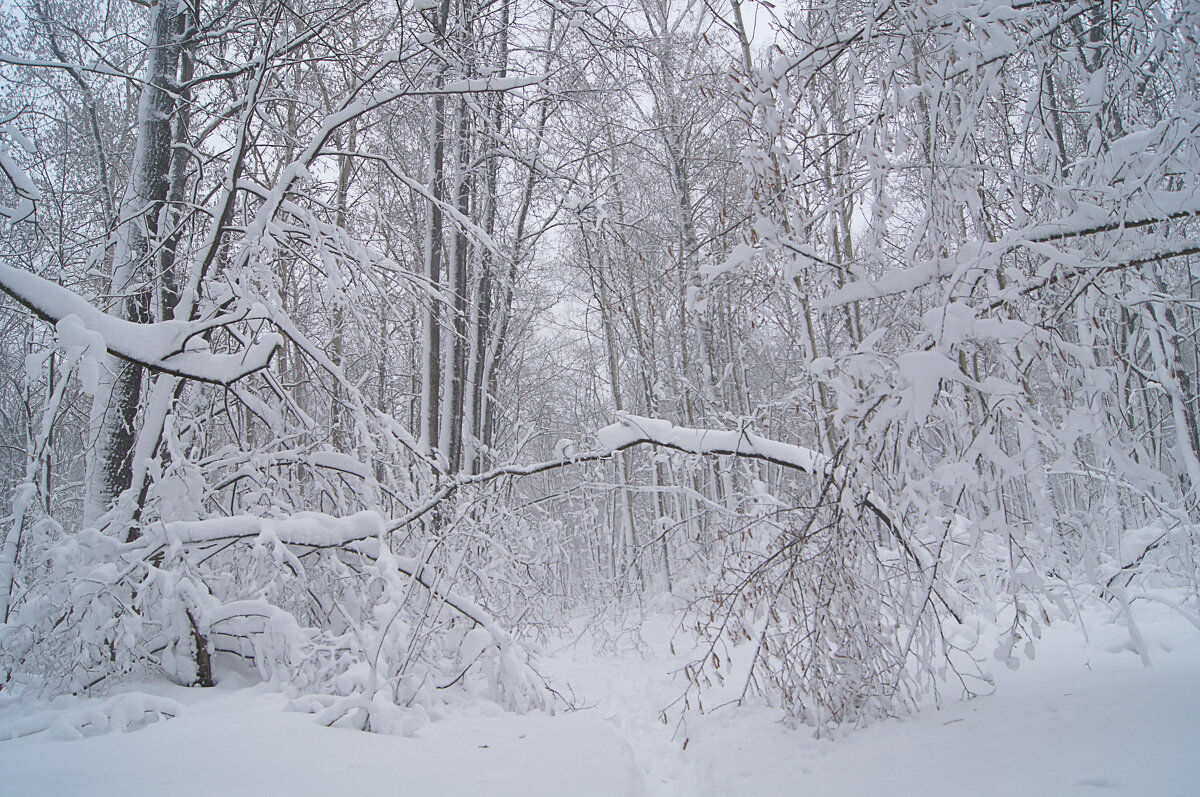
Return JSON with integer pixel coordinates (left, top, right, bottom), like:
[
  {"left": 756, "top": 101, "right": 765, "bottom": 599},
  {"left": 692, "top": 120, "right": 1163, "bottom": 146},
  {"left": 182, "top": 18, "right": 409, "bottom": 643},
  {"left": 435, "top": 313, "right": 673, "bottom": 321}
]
[
  {"left": 698, "top": 0, "right": 1200, "bottom": 727},
  {"left": 0, "top": 0, "right": 561, "bottom": 715}
]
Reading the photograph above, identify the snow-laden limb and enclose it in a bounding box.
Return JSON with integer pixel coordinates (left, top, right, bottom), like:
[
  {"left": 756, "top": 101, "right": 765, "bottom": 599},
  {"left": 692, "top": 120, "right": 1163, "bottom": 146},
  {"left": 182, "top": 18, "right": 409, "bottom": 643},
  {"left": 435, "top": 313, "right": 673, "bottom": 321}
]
[
  {"left": 0, "top": 53, "right": 130, "bottom": 79},
  {"left": 157, "top": 511, "right": 519, "bottom": 651},
  {"left": 160, "top": 420, "right": 962, "bottom": 625},
  {"left": 0, "top": 263, "right": 280, "bottom": 385},
  {"left": 821, "top": 191, "right": 1200, "bottom": 307},
  {"left": 594, "top": 413, "right": 896, "bottom": 523},
  {"left": 0, "top": 119, "right": 39, "bottom": 223},
  {"left": 596, "top": 414, "right": 824, "bottom": 468},
  {"left": 372, "top": 413, "right": 931, "bottom": 572},
  {"left": 593, "top": 414, "right": 964, "bottom": 622},
  {"left": 162, "top": 509, "right": 385, "bottom": 549}
]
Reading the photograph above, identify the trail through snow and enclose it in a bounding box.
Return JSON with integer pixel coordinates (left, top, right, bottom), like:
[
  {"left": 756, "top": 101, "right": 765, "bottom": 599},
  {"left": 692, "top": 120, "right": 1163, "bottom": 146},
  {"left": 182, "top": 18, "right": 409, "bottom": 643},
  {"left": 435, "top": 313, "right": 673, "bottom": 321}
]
[
  {"left": 539, "top": 599, "right": 1200, "bottom": 796},
  {"left": 0, "top": 600, "right": 1197, "bottom": 795}
]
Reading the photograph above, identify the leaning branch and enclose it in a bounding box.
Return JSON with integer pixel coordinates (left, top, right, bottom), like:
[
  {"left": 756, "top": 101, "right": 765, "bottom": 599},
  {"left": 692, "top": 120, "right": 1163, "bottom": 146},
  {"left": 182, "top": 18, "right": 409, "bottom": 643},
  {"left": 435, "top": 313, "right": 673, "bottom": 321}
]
[{"left": 586, "top": 416, "right": 962, "bottom": 621}]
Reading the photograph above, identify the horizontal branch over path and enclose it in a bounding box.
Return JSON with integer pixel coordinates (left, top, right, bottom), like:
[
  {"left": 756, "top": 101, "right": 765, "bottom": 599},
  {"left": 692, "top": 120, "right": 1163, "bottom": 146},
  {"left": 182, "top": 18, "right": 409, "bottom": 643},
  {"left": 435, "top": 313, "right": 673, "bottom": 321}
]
[{"left": 153, "top": 414, "right": 963, "bottom": 622}]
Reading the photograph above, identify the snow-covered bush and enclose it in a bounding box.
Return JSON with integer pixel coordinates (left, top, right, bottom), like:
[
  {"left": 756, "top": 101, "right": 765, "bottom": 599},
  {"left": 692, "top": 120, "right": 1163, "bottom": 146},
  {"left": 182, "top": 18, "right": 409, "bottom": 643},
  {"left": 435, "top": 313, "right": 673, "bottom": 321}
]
[{"left": 1, "top": 501, "right": 552, "bottom": 730}]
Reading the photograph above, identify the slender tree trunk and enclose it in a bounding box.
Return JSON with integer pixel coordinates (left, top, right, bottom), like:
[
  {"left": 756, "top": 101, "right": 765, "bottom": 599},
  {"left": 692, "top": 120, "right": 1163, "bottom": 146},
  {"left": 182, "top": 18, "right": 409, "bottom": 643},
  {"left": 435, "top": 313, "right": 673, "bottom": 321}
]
[
  {"left": 419, "top": 13, "right": 448, "bottom": 457},
  {"left": 440, "top": 91, "right": 472, "bottom": 473},
  {"left": 331, "top": 119, "right": 358, "bottom": 451}
]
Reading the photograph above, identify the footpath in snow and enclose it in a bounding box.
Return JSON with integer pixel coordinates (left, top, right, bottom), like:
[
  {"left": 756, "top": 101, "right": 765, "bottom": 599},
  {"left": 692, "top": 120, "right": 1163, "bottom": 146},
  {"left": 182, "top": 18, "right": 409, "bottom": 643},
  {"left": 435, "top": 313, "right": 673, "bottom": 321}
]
[{"left": 1, "top": 600, "right": 1198, "bottom": 796}]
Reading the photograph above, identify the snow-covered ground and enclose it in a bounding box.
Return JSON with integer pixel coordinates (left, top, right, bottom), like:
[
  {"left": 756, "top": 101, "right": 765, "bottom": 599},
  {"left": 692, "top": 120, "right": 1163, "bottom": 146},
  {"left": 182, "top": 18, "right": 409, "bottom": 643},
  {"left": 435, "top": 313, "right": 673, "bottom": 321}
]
[{"left": 2, "top": 599, "right": 1197, "bottom": 796}]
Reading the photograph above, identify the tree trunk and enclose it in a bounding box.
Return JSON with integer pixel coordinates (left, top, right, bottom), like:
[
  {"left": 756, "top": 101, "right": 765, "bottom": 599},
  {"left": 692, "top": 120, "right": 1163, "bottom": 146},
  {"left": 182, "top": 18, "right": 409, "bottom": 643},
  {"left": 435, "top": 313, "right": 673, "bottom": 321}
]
[{"left": 84, "top": 0, "right": 182, "bottom": 530}]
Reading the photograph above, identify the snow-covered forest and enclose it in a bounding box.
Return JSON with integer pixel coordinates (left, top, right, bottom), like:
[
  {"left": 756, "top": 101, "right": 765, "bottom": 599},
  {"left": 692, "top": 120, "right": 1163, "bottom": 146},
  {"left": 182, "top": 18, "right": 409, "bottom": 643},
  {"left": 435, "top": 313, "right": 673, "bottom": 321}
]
[{"left": 1, "top": 0, "right": 1199, "bottom": 792}]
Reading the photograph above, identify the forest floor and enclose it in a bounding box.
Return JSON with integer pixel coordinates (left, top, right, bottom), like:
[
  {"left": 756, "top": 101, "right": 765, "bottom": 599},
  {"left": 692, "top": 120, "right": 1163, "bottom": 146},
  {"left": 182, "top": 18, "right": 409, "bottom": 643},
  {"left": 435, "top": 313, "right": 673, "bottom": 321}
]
[{"left": 1, "top": 596, "right": 1198, "bottom": 796}]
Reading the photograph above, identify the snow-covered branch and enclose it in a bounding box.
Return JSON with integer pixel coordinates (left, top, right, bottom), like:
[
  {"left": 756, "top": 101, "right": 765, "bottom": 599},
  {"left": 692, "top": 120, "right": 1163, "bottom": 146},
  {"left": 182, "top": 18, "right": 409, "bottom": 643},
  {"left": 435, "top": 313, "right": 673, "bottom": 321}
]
[
  {"left": 822, "top": 194, "right": 1200, "bottom": 307},
  {"left": 0, "top": 263, "right": 280, "bottom": 386},
  {"left": 0, "top": 119, "right": 39, "bottom": 223},
  {"left": 590, "top": 415, "right": 963, "bottom": 621},
  {"left": 157, "top": 511, "right": 508, "bottom": 638},
  {"left": 161, "top": 510, "right": 384, "bottom": 549},
  {"left": 593, "top": 414, "right": 896, "bottom": 523}
]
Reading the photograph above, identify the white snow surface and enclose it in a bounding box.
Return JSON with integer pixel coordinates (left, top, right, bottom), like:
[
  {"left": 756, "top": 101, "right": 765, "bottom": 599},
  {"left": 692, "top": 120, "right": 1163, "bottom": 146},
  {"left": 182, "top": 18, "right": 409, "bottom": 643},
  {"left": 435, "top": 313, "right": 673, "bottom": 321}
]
[{"left": 1, "top": 600, "right": 1197, "bottom": 796}]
